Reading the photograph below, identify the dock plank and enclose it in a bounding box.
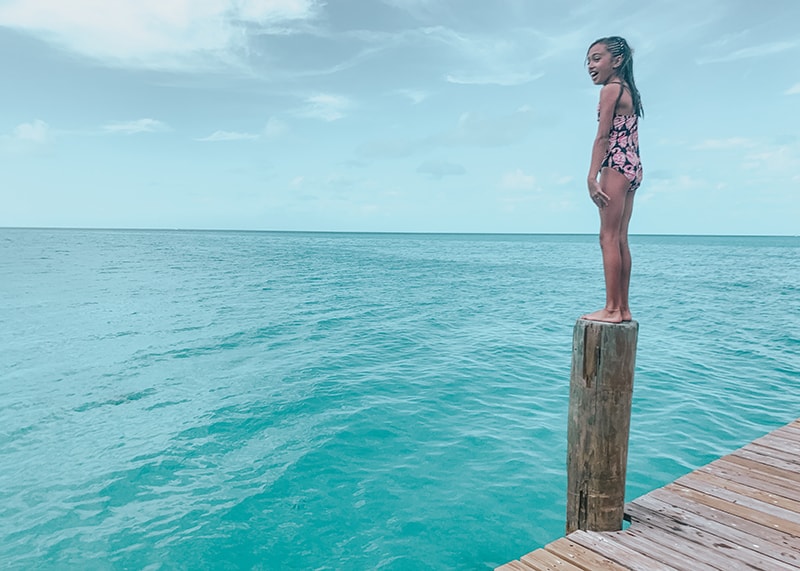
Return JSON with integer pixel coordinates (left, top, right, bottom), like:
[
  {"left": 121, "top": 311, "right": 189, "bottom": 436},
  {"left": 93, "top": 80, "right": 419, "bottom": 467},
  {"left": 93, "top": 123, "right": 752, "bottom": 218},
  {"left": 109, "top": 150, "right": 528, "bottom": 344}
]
[
  {"left": 658, "top": 482, "right": 800, "bottom": 536},
  {"left": 723, "top": 453, "right": 800, "bottom": 484},
  {"left": 672, "top": 479, "right": 800, "bottom": 531},
  {"left": 702, "top": 458, "right": 800, "bottom": 501},
  {"left": 681, "top": 468, "right": 800, "bottom": 513},
  {"left": 600, "top": 527, "right": 730, "bottom": 571},
  {"left": 626, "top": 498, "right": 800, "bottom": 570},
  {"left": 569, "top": 530, "right": 680, "bottom": 571},
  {"left": 749, "top": 442, "right": 800, "bottom": 466},
  {"left": 646, "top": 485, "right": 800, "bottom": 548},
  {"left": 754, "top": 433, "right": 800, "bottom": 455},
  {"left": 774, "top": 423, "right": 800, "bottom": 438},
  {"left": 544, "top": 537, "right": 630, "bottom": 571},
  {"left": 496, "top": 561, "right": 534, "bottom": 571},
  {"left": 732, "top": 447, "right": 800, "bottom": 475},
  {"left": 521, "top": 548, "right": 587, "bottom": 571}
]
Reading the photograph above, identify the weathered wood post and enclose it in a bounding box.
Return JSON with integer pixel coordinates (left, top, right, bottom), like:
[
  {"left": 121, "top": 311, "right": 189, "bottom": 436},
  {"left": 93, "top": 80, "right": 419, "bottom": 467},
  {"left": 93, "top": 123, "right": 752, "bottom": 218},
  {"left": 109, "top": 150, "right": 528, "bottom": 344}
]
[{"left": 566, "top": 318, "right": 638, "bottom": 533}]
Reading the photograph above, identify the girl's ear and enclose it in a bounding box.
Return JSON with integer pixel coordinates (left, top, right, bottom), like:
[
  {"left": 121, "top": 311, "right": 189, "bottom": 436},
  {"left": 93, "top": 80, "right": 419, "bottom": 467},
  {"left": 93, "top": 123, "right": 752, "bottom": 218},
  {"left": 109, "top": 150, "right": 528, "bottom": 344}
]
[{"left": 612, "top": 55, "right": 623, "bottom": 69}]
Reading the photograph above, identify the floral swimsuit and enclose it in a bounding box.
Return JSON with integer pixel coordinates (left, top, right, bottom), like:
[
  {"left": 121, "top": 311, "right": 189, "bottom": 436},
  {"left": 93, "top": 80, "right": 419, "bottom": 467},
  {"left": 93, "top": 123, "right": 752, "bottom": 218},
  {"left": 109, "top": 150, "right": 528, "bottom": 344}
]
[{"left": 599, "top": 83, "right": 642, "bottom": 192}]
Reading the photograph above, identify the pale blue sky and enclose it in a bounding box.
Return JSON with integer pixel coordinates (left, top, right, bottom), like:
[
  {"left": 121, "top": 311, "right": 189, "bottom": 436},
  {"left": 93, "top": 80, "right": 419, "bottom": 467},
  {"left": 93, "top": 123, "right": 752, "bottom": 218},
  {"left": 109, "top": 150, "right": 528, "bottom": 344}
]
[{"left": 1, "top": 0, "right": 798, "bottom": 234}]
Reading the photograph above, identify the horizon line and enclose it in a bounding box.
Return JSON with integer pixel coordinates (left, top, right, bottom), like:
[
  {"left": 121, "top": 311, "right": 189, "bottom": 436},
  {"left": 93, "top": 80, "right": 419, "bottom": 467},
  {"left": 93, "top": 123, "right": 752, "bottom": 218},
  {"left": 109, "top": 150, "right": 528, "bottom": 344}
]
[{"left": 1, "top": 226, "right": 798, "bottom": 239}]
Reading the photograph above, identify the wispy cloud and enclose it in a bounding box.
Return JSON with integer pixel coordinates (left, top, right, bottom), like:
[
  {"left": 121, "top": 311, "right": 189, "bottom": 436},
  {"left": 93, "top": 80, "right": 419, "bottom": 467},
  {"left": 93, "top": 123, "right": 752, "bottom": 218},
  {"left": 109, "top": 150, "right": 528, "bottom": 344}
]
[
  {"left": 500, "top": 169, "right": 536, "bottom": 191},
  {"left": 396, "top": 89, "right": 429, "bottom": 104},
  {"left": 416, "top": 159, "right": 465, "bottom": 178},
  {"left": 296, "top": 94, "right": 351, "bottom": 121},
  {"left": 445, "top": 71, "right": 543, "bottom": 86},
  {"left": 638, "top": 174, "right": 707, "bottom": 203},
  {"left": 358, "top": 106, "right": 538, "bottom": 159},
  {"left": 0, "top": 0, "right": 322, "bottom": 70},
  {"left": 692, "top": 137, "right": 757, "bottom": 150},
  {"left": 103, "top": 119, "right": 169, "bottom": 135},
  {"left": 264, "top": 117, "right": 288, "bottom": 138},
  {"left": 196, "top": 117, "right": 287, "bottom": 142},
  {"left": 697, "top": 40, "right": 798, "bottom": 64},
  {"left": 786, "top": 83, "right": 800, "bottom": 95},
  {"left": 743, "top": 144, "right": 800, "bottom": 173},
  {"left": 423, "top": 26, "right": 547, "bottom": 88},
  {"left": 432, "top": 106, "right": 537, "bottom": 148},
  {"left": 14, "top": 119, "right": 51, "bottom": 143},
  {"left": 197, "top": 131, "right": 259, "bottom": 142},
  {"left": 0, "top": 119, "right": 52, "bottom": 152},
  {"left": 358, "top": 138, "right": 419, "bottom": 159},
  {"left": 353, "top": 24, "right": 548, "bottom": 90},
  {"left": 381, "top": 0, "right": 438, "bottom": 15}
]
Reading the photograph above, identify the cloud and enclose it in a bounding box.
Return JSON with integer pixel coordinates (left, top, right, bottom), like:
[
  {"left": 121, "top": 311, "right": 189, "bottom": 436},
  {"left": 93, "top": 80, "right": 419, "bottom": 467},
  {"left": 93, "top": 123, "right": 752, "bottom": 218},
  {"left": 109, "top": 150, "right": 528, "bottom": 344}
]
[
  {"left": 692, "top": 137, "right": 757, "bottom": 150},
  {"left": 633, "top": 174, "right": 699, "bottom": 205},
  {"left": 103, "top": 119, "right": 169, "bottom": 134},
  {"left": 419, "top": 26, "right": 546, "bottom": 88},
  {"left": 381, "top": 0, "right": 437, "bottom": 14},
  {"left": 433, "top": 107, "right": 537, "bottom": 147},
  {"left": 416, "top": 160, "right": 466, "bottom": 178},
  {"left": 0, "top": 0, "right": 321, "bottom": 70},
  {"left": 358, "top": 106, "right": 538, "bottom": 159},
  {"left": 195, "top": 117, "right": 287, "bottom": 142},
  {"left": 743, "top": 144, "right": 800, "bottom": 173},
  {"left": 0, "top": 119, "right": 52, "bottom": 152},
  {"left": 297, "top": 93, "right": 351, "bottom": 121},
  {"left": 358, "top": 139, "right": 419, "bottom": 159},
  {"left": 697, "top": 40, "right": 798, "bottom": 64},
  {"left": 264, "top": 117, "right": 288, "bottom": 138},
  {"left": 197, "top": 130, "right": 259, "bottom": 142},
  {"left": 343, "top": 24, "right": 549, "bottom": 90},
  {"left": 500, "top": 169, "right": 536, "bottom": 191},
  {"left": 445, "top": 71, "right": 543, "bottom": 86},
  {"left": 14, "top": 120, "right": 51, "bottom": 143},
  {"left": 396, "top": 89, "right": 429, "bottom": 104},
  {"left": 325, "top": 172, "right": 360, "bottom": 187},
  {"left": 786, "top": 83, "right": 800, "bottom": 95}
]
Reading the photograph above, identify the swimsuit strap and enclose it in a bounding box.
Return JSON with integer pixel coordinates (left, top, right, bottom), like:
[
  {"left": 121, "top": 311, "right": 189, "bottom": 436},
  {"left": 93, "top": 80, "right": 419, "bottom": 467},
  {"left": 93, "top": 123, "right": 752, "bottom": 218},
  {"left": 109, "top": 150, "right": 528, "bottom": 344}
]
[{"left": 607, "top": 81, "right": 628, "bottom": 113}]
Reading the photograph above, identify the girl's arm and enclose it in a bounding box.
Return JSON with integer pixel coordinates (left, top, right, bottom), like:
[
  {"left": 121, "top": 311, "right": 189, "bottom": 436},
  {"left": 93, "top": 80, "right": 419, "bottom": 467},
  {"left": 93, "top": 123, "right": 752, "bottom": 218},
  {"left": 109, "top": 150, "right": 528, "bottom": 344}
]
[{"left": 587, "top": 83, "right": 621, "bottom": 206}]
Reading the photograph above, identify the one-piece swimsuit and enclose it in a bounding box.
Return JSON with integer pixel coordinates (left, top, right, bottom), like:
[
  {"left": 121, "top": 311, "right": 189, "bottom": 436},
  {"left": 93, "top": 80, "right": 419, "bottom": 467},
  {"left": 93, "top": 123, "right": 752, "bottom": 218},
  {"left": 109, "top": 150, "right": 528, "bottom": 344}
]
[{"left": 599, "top": 82, "right": 642, "bottom": 192}]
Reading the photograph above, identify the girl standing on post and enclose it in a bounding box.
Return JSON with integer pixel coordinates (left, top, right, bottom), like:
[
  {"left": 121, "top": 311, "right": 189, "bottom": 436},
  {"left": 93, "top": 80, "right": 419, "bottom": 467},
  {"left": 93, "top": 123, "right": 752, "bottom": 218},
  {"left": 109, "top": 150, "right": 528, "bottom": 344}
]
[{"left": 583, "top": 36, "right": 643, "bottom": 323}]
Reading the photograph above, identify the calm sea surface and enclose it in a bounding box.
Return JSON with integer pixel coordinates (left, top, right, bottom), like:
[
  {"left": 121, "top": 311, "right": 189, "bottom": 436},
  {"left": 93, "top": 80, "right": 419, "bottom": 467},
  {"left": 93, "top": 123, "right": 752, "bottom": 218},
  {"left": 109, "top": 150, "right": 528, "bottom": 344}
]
[{"left": 2, "top": 229, "right": 799, "bottom": 570}]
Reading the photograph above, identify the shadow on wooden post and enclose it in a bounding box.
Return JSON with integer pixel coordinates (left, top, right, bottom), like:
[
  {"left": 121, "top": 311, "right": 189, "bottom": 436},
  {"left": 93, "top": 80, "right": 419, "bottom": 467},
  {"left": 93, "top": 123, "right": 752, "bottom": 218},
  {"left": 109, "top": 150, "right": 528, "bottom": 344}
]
[{"left": 566, "top": 318, "right": 638, "bottom": 534}]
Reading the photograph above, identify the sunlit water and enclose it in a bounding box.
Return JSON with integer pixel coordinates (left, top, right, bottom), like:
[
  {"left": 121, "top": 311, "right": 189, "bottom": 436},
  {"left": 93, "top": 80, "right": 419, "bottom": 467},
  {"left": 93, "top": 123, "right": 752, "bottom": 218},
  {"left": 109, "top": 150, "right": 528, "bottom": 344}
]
[{"left": 2, "top": 229, "right": 799, "bottom": 570}]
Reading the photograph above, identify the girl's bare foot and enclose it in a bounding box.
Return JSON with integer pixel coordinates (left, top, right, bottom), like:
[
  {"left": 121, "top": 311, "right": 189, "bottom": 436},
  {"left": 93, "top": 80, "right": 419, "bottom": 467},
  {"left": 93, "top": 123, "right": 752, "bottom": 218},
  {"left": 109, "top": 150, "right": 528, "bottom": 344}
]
[
  {"left": 621, "top": 310, "right": 632, "bottom": 322},
  {"left": 581, "top": 308, "right": 623, "bottom": 323}
]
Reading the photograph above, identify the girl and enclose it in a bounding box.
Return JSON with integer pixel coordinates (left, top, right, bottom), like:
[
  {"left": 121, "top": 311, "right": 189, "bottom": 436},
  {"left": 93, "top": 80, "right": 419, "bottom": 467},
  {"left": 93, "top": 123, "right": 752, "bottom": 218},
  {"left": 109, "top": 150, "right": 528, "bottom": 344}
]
[{"left": 582, "top": 36, "right": 643, "bottom": 323}]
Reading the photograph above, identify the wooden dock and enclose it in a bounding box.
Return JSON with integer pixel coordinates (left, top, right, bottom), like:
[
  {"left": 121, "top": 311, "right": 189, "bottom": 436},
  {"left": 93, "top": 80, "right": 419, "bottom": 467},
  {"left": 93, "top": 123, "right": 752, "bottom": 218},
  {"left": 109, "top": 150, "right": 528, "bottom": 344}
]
[{"left": 497, "top": 418, "right": 800, "bottom": 571}]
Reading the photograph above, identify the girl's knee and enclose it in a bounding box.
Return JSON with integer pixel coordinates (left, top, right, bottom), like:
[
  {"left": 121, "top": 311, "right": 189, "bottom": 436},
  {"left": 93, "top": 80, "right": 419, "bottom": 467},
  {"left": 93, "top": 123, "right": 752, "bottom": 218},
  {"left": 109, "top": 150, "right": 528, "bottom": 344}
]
[{"left": 599, "top": 229, "right": 621, "bottom": 245}]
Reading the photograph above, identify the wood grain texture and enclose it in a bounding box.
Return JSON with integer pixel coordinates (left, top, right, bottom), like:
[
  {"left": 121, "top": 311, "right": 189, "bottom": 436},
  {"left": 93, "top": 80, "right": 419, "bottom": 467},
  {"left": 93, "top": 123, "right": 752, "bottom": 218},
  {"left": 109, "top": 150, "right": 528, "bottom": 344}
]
[{"left": 566, "top": 319, "right": 638, "bottom": 533}]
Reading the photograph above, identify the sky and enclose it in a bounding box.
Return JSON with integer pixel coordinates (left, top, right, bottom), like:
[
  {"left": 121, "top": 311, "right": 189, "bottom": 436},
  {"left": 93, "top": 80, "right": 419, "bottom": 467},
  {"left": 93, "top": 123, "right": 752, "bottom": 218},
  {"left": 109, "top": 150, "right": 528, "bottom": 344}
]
[{"left": 1, "top": 0, "right": 798, "bottom": 235}]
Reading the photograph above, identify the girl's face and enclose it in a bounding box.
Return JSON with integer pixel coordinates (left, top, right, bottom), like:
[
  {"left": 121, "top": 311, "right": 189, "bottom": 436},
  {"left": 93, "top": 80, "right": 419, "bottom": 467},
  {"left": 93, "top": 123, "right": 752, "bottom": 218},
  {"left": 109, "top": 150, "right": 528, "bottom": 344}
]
[{"left": 586, "top": 43, "right": 620, "bottom": 85}]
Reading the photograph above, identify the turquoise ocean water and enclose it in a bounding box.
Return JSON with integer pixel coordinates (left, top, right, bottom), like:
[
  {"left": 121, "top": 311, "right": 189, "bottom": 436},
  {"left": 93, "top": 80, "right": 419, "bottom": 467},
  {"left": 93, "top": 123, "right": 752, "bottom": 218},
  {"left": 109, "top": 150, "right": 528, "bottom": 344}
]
[{"left": 2, "top": 229, "right": 799, "bottom": 570}]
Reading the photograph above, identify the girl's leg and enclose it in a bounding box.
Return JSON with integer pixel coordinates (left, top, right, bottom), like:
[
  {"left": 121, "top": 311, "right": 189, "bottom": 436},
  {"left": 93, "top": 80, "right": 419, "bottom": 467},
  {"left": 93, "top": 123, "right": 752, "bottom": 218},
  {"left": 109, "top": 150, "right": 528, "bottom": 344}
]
[
  {"left": 582, "top": 168, "right": 630, "bottom": 323},
  {"left": 619, "top": 190, "right": 636, "bottom": 322}
]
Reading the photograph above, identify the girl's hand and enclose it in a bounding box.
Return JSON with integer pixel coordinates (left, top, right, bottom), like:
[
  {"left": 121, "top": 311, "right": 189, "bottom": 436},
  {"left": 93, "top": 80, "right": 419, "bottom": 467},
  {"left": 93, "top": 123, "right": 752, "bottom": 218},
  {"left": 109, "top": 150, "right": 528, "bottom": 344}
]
[{"left": 587, "top": 179, "right": 609, "bottom": 208}]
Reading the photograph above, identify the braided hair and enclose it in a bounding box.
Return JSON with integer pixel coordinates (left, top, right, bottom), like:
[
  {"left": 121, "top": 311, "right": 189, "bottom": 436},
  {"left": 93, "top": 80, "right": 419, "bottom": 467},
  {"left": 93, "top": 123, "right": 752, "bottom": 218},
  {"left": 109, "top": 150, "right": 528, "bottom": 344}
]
[{"left": 589, "top": 36, "right": 644, "bottom": 117}]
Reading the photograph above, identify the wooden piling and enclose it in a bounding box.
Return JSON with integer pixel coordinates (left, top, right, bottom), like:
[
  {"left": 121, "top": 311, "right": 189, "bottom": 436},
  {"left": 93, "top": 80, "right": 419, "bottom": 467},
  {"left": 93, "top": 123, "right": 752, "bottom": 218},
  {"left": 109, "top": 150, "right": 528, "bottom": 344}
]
[{"left": 566, "top": 318, "right": 638, "bottom": 533}]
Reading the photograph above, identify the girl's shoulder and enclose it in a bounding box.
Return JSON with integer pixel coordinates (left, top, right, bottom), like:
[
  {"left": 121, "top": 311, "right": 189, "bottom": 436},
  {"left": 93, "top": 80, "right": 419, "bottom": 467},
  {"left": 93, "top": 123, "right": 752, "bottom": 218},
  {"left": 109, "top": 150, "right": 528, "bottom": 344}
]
[
  {"left": 598, "top": 81, "right": 626, "bottom": 106},
  {"left": 601, "top": 80, "right": 628, "bottom": 94},
  {"left": 600, "top": 81, "right": 634, "bottom": 115}
]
